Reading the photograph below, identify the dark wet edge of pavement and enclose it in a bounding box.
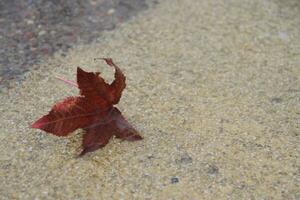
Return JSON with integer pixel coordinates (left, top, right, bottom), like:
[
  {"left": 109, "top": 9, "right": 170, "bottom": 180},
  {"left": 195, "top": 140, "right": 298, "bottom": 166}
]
[{"left": 0, "top": 0, "right": 159, "bottom": 92}]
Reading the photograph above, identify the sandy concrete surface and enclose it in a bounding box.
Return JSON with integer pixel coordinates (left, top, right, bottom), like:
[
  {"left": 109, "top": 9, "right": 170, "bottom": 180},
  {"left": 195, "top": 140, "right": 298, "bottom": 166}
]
[{"left": 0, "top": 0, "right": 299, "bottom": 199}]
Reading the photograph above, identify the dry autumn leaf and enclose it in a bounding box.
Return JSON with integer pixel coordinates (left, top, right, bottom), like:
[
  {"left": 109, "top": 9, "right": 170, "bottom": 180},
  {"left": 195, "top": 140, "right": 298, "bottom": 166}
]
[{"left": 31, "top": 58, "right": 142, "bottom": 156}]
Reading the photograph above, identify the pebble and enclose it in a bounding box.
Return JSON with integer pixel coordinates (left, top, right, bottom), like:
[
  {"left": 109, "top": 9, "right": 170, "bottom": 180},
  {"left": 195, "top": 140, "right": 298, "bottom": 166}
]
[
  {"left": 107, "top": 9, "right": 115, "bottom": 15},
  {"left": 38, "top": 30, "right": 46, "bottom": 36},
  {"left": 26, "top": 20, "right": 34, "bottom": 25},
  {"left": 171, "top": 177, "right": 179, "bottom": 184}
]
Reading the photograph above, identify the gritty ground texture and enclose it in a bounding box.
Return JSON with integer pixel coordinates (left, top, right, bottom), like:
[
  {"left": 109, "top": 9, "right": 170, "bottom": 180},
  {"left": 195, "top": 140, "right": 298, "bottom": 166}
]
[
  {"left": 0, "top": 0, "right": 157, "bottom": 91},
  {"left": 0, "top": 0, "right": 300, "bottom": 199}
]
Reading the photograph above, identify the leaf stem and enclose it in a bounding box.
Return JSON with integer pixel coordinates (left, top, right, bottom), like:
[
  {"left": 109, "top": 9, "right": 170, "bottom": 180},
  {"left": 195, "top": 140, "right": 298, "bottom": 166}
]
[{"left": 55, "top": 76, "right": 78, "bottom": 87}]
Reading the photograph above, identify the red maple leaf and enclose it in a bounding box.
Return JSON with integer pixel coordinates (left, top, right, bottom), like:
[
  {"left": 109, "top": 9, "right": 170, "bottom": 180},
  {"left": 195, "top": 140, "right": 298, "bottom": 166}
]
[{"left": 31, "top": 58, "right": 142, "bottom": 156}]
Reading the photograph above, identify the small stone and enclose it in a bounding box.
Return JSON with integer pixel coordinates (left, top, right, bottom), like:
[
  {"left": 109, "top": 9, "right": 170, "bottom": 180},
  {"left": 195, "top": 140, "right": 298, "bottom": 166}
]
[
  {"left": 147, "top": 154, "right": 154, "bottom": 159},
  {"left": 171, "top": 177, "right": 179, "bottom": 184},
  {"left": 26, "top": 19, "right": 34, "bottom": 25},
  {"left": 271, "top": 97, "right": 283, "bottom": 103},
  {"left": 176, "top": 153, "right": 193, "bottom": 164},
  {"left": 207, "top": 164, "right": 219, "bottom": 176},
  {"left": 38, "top": 30, "right": 46, "bottom": 36},
  {"left": 24, "top": 32, "right": 35, "bottom": 40},
  {"left": 278, "top": 31, "right": 289, "bottom": 41},
  {"left": 107, "top": 8, "right": 115, "bottom": 15}
]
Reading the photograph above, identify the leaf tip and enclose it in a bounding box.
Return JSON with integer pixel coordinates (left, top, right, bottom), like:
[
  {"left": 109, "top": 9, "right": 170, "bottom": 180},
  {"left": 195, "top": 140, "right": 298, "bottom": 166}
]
[
  {"left": 102, "top": 58, "right": 114, "bottom": 65},
  {"left": 78, "top": 150, "right": 88, "bottom": 157},
  {"left": 77, "top": 67, "right": 83, "bottom": 72},
  {"left": 31, "top": 117, "right": 45, "bottom": 129},
  {"left": 126, "top": 134, "right": 143, "bottom": 141},
  {"left": 31, "top": 122, "right": 39, "bottom": 129},
  {"left": 94, "top": 57, "right": 115, "bottom": 67}
]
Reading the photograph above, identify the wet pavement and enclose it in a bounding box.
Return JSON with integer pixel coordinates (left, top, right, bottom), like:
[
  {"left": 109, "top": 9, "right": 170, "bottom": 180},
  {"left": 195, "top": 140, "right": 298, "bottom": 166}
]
[{"left": 0, "top": 0, "right": 157, "bottom": 90}]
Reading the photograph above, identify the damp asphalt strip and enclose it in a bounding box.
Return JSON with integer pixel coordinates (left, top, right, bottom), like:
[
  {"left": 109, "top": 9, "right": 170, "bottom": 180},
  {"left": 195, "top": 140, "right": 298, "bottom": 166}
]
[{"left": 0, "top": 0, "right": 158, "bottom": 91}]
